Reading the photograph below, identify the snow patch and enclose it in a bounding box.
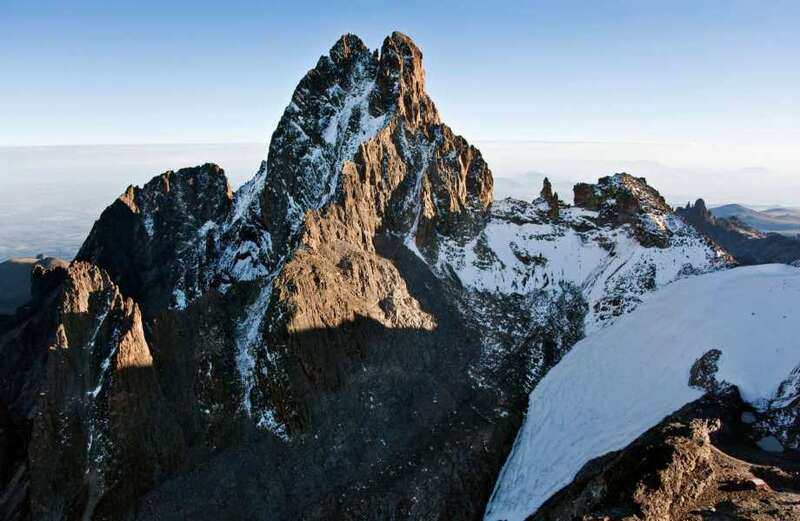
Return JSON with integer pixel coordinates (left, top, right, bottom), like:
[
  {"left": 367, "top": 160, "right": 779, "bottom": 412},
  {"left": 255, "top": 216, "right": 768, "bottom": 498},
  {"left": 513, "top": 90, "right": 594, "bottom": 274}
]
[
  {"left": 436, "top": 198, "right": 725, "bottom": 332},
  {"left": 172, "top": 289, "right": 187, "bottom": 310},
  {"left": 233, "top": 278, "right": 289, "bottom": 441},
  {"left": 142, "top": 213, "right": 155, "bottom": 238},
  {"left": 402, "top": 141, "right": 433, "bottom": 260}
]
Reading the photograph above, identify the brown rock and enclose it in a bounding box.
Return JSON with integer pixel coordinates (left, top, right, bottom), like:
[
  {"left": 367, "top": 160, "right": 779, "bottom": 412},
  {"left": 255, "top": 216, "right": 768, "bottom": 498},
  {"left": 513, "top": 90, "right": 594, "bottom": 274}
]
[
  {"left": 27, "top": 262, "right": 184, "bottom": 520},
  {"left": 531, "top": 392, "right": 800, "bottom": 521}
]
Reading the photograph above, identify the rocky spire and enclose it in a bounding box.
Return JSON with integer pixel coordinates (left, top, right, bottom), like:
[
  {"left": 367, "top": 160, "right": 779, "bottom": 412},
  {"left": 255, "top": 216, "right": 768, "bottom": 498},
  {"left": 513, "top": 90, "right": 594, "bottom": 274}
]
[
  {"left": 694, "top": 198, "right": 708, "bottom": 215},
  {"left": 539, "top": 177, "right": 560, "bottom": 219},
  {"left": 677, "top": 198, "right": 714, "bottom": 226},
  {"left": 373, "top": 31, "right": 440, "bottom": 128},
  {"left": 540, "top": 177, "right": 553, "bottom": 200}
]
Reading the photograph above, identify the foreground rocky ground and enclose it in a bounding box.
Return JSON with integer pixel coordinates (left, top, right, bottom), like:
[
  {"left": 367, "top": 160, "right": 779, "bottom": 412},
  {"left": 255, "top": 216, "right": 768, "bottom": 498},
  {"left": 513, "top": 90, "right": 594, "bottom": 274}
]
[{"left": 533, "top": 391, "right": 800, "bottom": 520}]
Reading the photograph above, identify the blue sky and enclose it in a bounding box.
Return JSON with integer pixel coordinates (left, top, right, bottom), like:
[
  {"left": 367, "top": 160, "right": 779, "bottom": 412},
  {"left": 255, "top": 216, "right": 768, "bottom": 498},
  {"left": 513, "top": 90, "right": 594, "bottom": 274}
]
[{"left": 3, "top": 1, "right": 798, "bottom": 147}]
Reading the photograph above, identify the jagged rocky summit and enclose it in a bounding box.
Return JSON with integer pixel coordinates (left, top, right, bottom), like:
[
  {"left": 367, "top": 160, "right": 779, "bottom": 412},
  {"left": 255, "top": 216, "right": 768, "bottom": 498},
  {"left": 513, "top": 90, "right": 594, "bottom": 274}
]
[{"left": 0, "top": 32, "right": 756, "bottom": 521}]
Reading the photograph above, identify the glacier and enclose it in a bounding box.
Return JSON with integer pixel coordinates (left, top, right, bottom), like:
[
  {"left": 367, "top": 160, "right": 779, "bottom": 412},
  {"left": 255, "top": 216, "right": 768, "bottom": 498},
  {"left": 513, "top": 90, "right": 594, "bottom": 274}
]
[{"left": 485, "top": 263, "right": 800, "bottom": 520}]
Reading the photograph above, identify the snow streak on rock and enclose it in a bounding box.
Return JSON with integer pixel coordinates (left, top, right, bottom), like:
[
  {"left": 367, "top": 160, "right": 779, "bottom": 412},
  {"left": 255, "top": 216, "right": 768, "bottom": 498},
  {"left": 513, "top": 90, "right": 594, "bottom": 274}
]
[
  {"left": 213, "top": 37, "right": 391, "bottom": 436},
  {"left": 213, "top": 162, "right": 274, "bottom": 287}
]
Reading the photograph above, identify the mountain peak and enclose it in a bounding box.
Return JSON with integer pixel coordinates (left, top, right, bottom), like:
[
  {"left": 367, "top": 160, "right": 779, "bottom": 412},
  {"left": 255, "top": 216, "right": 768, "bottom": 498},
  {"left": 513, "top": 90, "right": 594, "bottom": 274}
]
[
  {"left": 328, "top": 33, "right": 369, "bottom": 65},
  {"left": 694, "top": 198, "right": 708, "bottom": 214},
  {"left": 76, "top": 163, "right": 232, "bottom": 313},
  {"left": 374, "top": 31, "right": 438, "bottom": 127},
  {"left": 0, "top": 32, "right": 750, "bottom": 521},
  {"left": 573, "top": 173, "right": 675, "bottom": 246}
]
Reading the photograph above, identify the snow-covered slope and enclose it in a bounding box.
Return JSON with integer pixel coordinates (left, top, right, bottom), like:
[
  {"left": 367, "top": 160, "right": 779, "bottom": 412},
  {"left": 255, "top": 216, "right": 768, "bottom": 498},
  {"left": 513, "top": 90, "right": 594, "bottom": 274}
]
[
  {"left": 485, "top": 264, "right": 800, "bottom": 521},
  {"left": 435, "top": 195, "right": 727, "bottom": 334},
  {"left": 424, "top": 174, "right": 730, "bottom": 416}
]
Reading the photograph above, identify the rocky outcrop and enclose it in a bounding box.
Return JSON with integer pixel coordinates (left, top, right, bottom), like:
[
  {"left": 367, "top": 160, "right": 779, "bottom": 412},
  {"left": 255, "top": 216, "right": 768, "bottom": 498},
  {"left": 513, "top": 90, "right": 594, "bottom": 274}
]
[
  {"left": 21, "top": 263, "right": 181, "bottom": 520},
  {"left": 574, "top": 173, "right": 680, "bottom": 247},
  {"left": 531, "top": 391, "right": 800, "bottom": 521},
  {"left": 0, "top": 257, "right": 67, "bottom": 317},
  {"left": 76, "top": 164, "right": 232, "bottom": 315},
  {"left": 689, "top": 349, "right": 731, "bottom": 396},
  {"left": 678, "top": 198, "right": 800, "bottom": 265},
  {"left": 748, "top": 362, "right": 800, "bottom": 453},
  {"left": 537, "top": 178, "right": 559, "bottom": 220}
]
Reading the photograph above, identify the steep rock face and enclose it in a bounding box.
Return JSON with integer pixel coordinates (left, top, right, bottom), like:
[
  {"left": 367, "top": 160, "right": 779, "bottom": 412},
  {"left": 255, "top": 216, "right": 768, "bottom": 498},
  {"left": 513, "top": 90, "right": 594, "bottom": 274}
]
[
  {"left": 203, "top": 32, "right": 492, "bottom": 295},
  {"left": 0, "top": 32, "right": 739, "bottom": 521},
  {"left": 678, "top": 198, "right": 800, "bottom": 265},
  {"left": 191, "top": 32, "right": 504, "bottom": 518},
  {"left": 0, "top": 274, "right": 64, "bottom": 521},
  {"left": 76, "top": 164, "right": 232, "bottom": 315},
  {"left": 27, "top": 263, "right": 183, "bottom": 520},
  {"left": 0, "top": 263, "right": 183, "bottom": 521},
  {"left": 203, "top": 32, "right": 497, "bottom": 439}
]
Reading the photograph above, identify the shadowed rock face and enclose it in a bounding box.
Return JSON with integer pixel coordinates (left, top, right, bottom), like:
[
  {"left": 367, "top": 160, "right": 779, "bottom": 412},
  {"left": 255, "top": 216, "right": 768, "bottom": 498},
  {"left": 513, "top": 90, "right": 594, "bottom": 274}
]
[
  {"left": 76, "top": 163, "right": 233, "bottom": 316},
  {"left": 677, "top": 199, "right": 800, "bottom": 265},
  {"left": 0, "top": 257, "right": 67, "bottom": 316},
  {"left": 27, "top": 263, "right": 183, "bottom": 520},
  {"left": 0, "top": 33, "right": 735, "bottom": 521},
  {"left": 0, "top": 263, "right": 183, "bottom": 520}
]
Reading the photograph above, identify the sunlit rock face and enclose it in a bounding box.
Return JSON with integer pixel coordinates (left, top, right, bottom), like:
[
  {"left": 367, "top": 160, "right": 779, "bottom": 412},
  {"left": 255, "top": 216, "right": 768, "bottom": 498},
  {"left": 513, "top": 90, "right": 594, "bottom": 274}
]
[
  {"left": 9, "top": 262, "right": 181, "bottom": 519},
  {"left": 0, "top": 32, "right": 732, "bottom": 520}
]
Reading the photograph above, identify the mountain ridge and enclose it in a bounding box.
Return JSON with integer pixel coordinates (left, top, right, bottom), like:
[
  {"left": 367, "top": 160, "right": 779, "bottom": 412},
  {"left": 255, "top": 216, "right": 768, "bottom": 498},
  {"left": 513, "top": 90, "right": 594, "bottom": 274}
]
[
  {"left": 678, "top": 199, "right": 800, "bottom": 265},
  {"left": 710, "top": 203, "right": 800, "bottom": 236}
]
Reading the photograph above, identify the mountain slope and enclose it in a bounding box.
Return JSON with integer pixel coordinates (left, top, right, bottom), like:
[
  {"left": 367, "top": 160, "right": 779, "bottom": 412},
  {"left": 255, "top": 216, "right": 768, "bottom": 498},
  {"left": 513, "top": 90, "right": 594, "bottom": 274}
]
[
  {"left": 711, "top": 203, "right": 800, "bottom": 236},
  {"left": 485, "top": 264, "right": 800, "bottom": 521},
  {"left": 678, "top": 199, "right": 800, "bottom": 265}
]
